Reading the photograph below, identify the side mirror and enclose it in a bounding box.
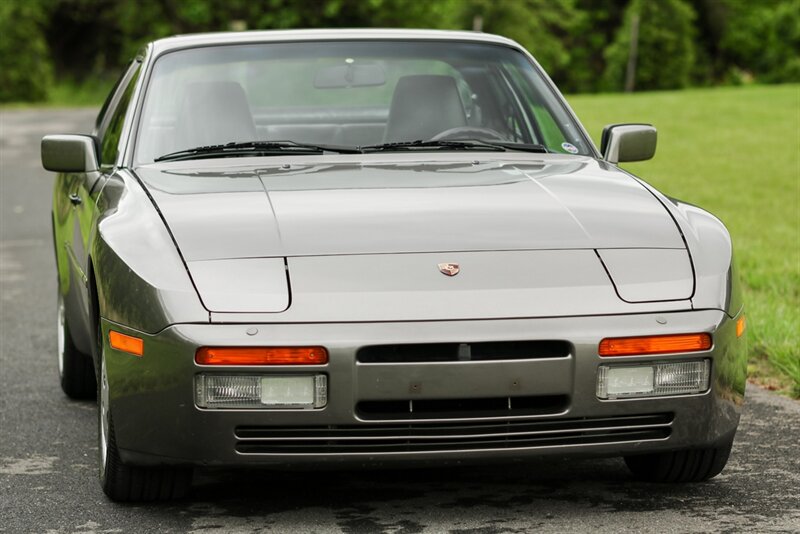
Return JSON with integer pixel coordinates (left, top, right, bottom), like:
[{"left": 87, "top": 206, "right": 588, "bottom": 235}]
[
  {"left": 600, "top": 124, "right": 657, "bottom": 164},
  {"left": 41, "top": 135, "right": 99, "bottom": 173}
]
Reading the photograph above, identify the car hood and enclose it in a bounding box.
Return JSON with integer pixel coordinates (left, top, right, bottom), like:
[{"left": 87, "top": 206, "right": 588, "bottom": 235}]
[
  {"left": 135, "top": 155, "right": 685, "bottom": 260},
  {"left": 134, "top": 155, "right": 693, "bottom": 317}
]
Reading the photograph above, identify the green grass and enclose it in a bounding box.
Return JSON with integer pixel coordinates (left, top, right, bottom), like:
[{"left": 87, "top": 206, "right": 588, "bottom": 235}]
[
  {"left": 1, "top": 77, "right": 114, "bottom": 108},
  {"left": 47, "top": 77, "right": 115, "bottom": 106},
  {"left": 568, "top": 84, "right": 800, "bottom": 398}
]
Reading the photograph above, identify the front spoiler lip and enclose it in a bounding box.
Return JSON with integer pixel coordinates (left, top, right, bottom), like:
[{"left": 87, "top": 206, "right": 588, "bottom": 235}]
[
  {"left": 120, "top": 435, "right": 675, "bottom": 467},
  {"left": 119, "top": 427, "right": 737, "bottom": 469},
  {"left": 103, "top": 308, "right": 745, "bottom": 467}
]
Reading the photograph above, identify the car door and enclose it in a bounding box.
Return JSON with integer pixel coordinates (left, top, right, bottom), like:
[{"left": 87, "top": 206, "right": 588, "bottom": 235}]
[{"left": 64, "top": 60, "right": 141, "bottom": 352}]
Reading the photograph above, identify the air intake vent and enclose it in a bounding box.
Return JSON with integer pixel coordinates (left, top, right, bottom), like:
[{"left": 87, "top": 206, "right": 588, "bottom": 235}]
[
  {"left": 234, "top": 413, "right": 673, "bottom": 455},
  {"left": 357, "top": 341, "right": 571, "bottom": 363}
]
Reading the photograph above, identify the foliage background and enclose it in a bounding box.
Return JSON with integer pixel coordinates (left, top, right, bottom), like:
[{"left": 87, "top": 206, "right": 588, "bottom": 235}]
[{"left": 1, "top": 0, "right": 799, "bottom": 102}]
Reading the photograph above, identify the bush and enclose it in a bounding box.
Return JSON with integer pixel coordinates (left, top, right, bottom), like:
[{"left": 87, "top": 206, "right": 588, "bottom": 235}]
[
  {"left": 720, "top": 0, "right": 800, "bottom": 83},
  {"left": 0, "top": 0, "right": 54, "bottom": 102}
]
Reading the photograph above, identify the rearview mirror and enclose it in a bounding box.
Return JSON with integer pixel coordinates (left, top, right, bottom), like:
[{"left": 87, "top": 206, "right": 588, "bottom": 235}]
[
  {"left": 314, "top": 63, "right": 386, "bottom": 89},
  {"left": 41, "top": 134, "right": 99, "bottom": 173},
  {"left": 600, "top": 124, "right": 657, "bottom": 164}
]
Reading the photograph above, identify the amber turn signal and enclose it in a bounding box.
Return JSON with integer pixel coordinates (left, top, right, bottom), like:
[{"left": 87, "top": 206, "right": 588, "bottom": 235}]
[
  {"left": 109, "top": 330, "right": 144, "bottom": 357},
  {"left": 736, "top": 315, "right": 746, "bottom": 337},
  {"left": 196, "top": 346, "right": 329, "bottom": 365},
  {"left": 598, "top": 333, "right": 712, "bottom": 357}
]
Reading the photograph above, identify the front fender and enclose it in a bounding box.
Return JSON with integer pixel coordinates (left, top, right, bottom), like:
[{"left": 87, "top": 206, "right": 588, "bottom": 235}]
[
  {"left": 629, "top": 177, "right": 742, "bottom": 318},
  {"left": 666, "top": 198, "right": 742, "bottom": 317},
  {"left": 92, "top": 170, "right": 208, "bottom": 334}
]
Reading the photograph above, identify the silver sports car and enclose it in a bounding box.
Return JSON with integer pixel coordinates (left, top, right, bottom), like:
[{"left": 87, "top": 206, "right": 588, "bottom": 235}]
[{"left": 42, "top": 29, "right": 746, "bottom": 502}]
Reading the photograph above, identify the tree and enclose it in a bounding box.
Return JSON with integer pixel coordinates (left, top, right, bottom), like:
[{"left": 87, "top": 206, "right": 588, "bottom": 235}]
[
  {"left": 0, "top": 0, "right": 53, "bottom": 102},
  {"left": 602, "top": 0, "right": 698, "bottom": 91},
  {"left": 558, "top": 0, "right": 628, "bottom": 93},
  {"left": 455, "top": 0, "right": 580, "bottom": 75}
]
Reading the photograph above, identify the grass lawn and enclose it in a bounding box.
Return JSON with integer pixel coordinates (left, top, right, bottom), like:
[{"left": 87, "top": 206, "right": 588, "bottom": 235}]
[{"left": 568, "top": 84, "right": 800, "bottom": 398}]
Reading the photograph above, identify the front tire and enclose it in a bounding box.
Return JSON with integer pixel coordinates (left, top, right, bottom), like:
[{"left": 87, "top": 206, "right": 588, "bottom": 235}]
[
  {"left": 58, "top": 293, "right": 96, "bottom": 399},
  {"left": 98, "top": 338, "right": 192, "bottom": 501},
  {"left": 624, "top": 440, "right": 734, "bottom": 483}
]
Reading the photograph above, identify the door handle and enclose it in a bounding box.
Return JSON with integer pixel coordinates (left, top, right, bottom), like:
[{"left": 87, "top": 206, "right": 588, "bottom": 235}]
[{"left": 68, "top": 193, "right": 82, "bottom": 206}]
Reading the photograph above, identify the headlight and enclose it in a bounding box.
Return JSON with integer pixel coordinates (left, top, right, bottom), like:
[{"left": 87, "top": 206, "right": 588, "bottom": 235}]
[{"left": 597, "top": 360, "right": 710, "bottom": 399}]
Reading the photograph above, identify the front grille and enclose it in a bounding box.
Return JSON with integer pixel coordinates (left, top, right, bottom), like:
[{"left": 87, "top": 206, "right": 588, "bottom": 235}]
[
  {"left": 234, "top": 413, "right": 672, "bottom": 454},
  {"left": 356, "top": 395, "right": 569, "bottom": 420},
  {"left": 356, "top": 340, "right": 571, "bottom": 363}
]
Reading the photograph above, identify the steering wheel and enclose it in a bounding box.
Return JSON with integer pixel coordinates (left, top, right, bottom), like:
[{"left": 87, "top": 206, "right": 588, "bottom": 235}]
[{"left": 430, "top": 126, "right": 507, "bottom": 142}]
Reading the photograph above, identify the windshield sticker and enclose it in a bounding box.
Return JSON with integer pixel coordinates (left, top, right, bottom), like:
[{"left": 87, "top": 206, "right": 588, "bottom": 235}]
[{"left": 561, "top": 142, "right": 579, "bottom": 154}]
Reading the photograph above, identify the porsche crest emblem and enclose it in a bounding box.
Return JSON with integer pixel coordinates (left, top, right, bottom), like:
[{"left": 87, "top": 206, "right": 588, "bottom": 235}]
[{"left": 438, "top": 263, "right": 460, "bottom": 276}]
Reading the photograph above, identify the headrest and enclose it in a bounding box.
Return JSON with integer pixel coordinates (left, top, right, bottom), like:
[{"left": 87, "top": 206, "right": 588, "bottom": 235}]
[
  {"left": 383, "top": 75, "right": 467, "bottom": 143},
  {"left": 174, "top": 81, "right": 256, "bottom": 149}
]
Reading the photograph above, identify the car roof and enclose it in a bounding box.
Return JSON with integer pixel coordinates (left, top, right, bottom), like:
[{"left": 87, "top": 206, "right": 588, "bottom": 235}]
[{"left": 149, "top": 28, "right": 522, "bottom": 57}]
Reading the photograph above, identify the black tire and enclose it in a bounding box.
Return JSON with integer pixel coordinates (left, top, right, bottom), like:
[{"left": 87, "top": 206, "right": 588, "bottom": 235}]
[
  {"left": 58, "top": 293, "right": 96, "bottom": 399},
  {"left": 100, "top": 415, "right": 192, "bottom": 501},
  {"left": 624, "top": 439, "right": 734, "bottom": 483},
  {"left": 98, "top": 347, "right": 192, "bottom": 502}
]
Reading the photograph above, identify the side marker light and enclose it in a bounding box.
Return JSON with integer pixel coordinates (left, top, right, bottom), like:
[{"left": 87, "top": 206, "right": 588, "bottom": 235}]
[{"left": 109, "top": 330, "right": 144, "bottom": 357}]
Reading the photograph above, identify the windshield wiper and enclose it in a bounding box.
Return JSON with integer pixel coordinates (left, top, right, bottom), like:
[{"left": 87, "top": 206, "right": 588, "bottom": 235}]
[
  {"left": 482, "top": 141, "right": 549, "bottom": 153},
  {"left": 154, "top": 140, "right": 361, "bottom": 162},
  {"left": 360, "top": 139, "right": 548, "bottom": 153},
  {"left": 361, "top": 139, "right": 506, "bottom": 152},
  {"left": 155, "top": 139, "right": 550, "bottom": 162}
]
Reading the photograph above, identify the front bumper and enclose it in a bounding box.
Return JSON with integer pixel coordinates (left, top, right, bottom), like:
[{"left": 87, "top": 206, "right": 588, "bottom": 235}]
[{"left": 103, "top": 308, "right": 746, "bottom": 467}]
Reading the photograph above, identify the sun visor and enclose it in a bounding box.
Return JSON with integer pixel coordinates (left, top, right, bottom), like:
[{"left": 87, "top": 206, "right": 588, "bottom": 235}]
[
  {"left": 187, "top": 258, "right": 289, "bottom": 312},
  {"left": 597, "top": 249, "right": 694, "bottom": 303}
]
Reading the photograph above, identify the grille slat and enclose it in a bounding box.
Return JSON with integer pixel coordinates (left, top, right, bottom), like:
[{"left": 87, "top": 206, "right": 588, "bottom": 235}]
[
  {"left": 357, "top": 395, "right": 569, "bottom": 420},
  {"left": 357, "top": 340, "right": 571, "bottom": 363},
  {"left": 234, "top": 413, "right": 673, "bottom": 454}
]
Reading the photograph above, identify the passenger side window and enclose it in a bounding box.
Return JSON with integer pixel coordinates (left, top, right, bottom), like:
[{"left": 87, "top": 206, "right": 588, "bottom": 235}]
[
  {"left": 504, "top": 63, "right": 590, "bottom": 154},
  {"left": 98, "top": 62, "right": 141, "bottom": 168}
]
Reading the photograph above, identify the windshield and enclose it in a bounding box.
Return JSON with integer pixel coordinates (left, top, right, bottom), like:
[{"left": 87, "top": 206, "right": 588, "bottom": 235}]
[{"left": 134, "top": 40, "right": 592, "bottom": 164}]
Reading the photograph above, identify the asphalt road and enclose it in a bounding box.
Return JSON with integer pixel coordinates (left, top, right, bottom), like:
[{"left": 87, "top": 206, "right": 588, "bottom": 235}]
[{"left": 1, "top": 108, "right": 798, "bottom": 534}]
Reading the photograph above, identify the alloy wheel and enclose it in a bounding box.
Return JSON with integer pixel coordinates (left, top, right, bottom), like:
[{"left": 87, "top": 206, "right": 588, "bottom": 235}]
[
  {"left": 99, "top": 354, "right": 109, "bottom": 479},
  {"left": 57, "top": 294, "right": 65, "bottom": 377}
]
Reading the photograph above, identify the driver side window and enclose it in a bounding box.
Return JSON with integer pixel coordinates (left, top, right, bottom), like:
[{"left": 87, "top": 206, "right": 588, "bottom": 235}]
[{"left": 97, "top": 61, "right": 141, "bottom": 168}]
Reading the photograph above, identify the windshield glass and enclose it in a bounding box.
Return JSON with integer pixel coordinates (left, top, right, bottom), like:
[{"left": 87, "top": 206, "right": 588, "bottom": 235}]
[{"left": 134, "top": 40, "right": 592, "bottom": 164}]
